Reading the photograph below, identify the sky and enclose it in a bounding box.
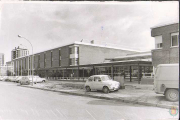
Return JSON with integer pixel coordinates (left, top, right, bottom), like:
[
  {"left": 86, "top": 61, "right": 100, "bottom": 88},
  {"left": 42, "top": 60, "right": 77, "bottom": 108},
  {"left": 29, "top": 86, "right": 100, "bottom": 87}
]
[{"left": 0, "top": 1, "right": 179, "bottom": 63}]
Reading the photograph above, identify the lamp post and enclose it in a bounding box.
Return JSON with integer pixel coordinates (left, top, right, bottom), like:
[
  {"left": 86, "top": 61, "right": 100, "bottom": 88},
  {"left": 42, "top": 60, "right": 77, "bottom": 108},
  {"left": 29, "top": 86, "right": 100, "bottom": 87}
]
[{"left": 18, "top": 35, "right": 34, "bottom": 86}]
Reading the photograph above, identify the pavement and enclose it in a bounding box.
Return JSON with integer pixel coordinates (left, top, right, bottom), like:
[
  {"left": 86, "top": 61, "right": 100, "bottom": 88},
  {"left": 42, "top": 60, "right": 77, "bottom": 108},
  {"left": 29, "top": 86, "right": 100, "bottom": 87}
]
[
  {"left": 1, "top": 81, "right": 178, "bottom": 120},
  {"left": 20, "top": 80, "right": 179, "bottom": 109}
]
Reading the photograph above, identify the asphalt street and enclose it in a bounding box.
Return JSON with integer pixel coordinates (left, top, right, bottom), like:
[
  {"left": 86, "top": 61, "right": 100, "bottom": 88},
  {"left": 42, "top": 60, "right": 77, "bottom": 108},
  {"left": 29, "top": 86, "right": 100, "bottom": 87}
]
[{"left": 0, "top": 81, "right": 178, "bottom": 120}]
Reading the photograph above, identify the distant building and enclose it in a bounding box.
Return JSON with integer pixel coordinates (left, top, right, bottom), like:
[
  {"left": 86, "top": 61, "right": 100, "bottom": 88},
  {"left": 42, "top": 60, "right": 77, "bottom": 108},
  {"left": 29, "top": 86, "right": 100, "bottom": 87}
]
[
  {"left": 0, "top": 65, "right": 14, "bottom": 76},
  {"left": 151, "top": 22, "right": 179, "bottom": 68},
  {"left": 0, "top": 53, "right": 4, "bottom": 66},
  {"left": 11, "top": 46, "right": 29, "bottom": 60}
]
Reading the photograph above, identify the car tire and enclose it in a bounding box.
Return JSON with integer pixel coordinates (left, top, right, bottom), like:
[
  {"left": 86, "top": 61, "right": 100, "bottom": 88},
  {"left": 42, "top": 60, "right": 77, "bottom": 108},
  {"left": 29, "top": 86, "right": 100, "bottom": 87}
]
[
  {"left": 103, "top": 86, "right": 109, "bottom": 93},
  {"left": 20, "top": 82, "right": 22, "bottom": 85},
  {"left": 165, "top": 89, "right": 179, "bottom": 102},
  {"left": 85, "top": 86, "right": 91, "bottom": 92},
  {"left": 42, "top": 80, "right": 45, "bottom": 83}
]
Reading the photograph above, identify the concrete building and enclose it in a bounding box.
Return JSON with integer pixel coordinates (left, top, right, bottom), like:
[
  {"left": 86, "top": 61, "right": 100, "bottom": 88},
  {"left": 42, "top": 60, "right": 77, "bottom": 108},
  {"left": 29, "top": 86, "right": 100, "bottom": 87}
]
[
  {"left": 11, "top": 46, "right": 29, "bottom": 60},
  {"left": 151, "top": 23, "right": 179, "bottom": 68},
  {"left": 7, "top": 41, "right": 142, "bottom": 77},
  {"left": 0, "top": 53, "right": 4, "bottom": 66}
]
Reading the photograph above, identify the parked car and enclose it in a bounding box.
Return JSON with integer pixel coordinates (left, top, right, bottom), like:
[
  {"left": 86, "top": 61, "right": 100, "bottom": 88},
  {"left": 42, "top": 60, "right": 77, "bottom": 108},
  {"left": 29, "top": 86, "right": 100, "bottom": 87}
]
[
  {"left": 154, "top": 64, "right": 179, "bottom": 102},
  {"left": 28, "top": 76, "right": 46, "bottom": 83},
  {"left": 19, "top": 76, "right": 30, "bottom": 85},
  {"left": 9, "top": 76, "right": 19, "bottom": 82},
  {"left": 0, "top": 76, "right": 5, "bottom": 81},
  {"left": 85, "top": 75, "right": 120, "bottom": 93},
  {"left": 4, "top": 76, "right": 12, "bottom": 82},
  {"left": 15, "top": 76, "right": 25, "bottom": 83}
]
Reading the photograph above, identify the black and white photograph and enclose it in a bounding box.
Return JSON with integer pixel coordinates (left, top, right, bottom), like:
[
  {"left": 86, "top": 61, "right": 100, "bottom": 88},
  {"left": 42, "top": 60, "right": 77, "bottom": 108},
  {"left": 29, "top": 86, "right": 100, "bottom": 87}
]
[{"left": 0, "top": 1, "right": 179, "bottom": 120}]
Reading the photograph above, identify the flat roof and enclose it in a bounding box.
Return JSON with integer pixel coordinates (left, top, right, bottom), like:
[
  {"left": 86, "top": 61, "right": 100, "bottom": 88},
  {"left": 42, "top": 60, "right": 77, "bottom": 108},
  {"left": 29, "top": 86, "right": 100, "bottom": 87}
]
[
  {"left": 150, "top": 22, "right": 179, "bottom": 29},
  {"left": 8, "top": 41, "right": 141, "bottom": 62},
  {"left": 157, "top": 64, "right": 179, "bottom": 67},
  {"left": 105, "top": 52, "right": 151, "bottom": 60}
]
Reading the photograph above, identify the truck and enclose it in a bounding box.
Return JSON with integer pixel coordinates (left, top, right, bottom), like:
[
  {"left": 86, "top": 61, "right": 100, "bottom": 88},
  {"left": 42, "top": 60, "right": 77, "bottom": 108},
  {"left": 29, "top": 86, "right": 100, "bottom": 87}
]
[{"left": 154, "top": 64, "right": 179, "bottom": 102}]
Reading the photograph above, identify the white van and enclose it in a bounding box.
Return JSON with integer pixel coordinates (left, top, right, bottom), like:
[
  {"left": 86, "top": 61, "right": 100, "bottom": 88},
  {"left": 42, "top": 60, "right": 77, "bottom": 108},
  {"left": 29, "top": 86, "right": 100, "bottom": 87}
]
[{"left": 154, "top": 64, "right": 179, "bottom": 102}]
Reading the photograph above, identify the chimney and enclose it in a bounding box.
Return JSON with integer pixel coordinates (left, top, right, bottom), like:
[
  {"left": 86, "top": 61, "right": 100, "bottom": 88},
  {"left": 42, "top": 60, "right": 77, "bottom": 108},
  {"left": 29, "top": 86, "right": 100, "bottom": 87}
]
[{"left": 91, "top": 40, "right": 94, "bottom": 44}]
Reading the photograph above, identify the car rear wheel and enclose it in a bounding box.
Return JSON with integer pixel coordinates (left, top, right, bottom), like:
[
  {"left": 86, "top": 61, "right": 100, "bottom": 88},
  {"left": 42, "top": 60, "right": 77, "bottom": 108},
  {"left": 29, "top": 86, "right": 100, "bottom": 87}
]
[
  {"left": 42, "top": 80, "right": 45, "bottom": 82},
  {"left": 103, "top": 86, "right": 109, "bottom": 93},
  {"left": 165, "top": 89, "right": 179, "bottom": 102},
  {"left": 85, "top": 86, "right": 91, "bottom": 92}
]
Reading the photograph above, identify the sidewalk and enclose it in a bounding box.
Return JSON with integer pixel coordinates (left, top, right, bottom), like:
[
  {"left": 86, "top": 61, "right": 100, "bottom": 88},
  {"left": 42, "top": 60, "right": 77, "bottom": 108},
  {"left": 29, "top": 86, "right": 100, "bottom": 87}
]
[{"left": 21, "top": 80, "right": 179, "bottom": 109}]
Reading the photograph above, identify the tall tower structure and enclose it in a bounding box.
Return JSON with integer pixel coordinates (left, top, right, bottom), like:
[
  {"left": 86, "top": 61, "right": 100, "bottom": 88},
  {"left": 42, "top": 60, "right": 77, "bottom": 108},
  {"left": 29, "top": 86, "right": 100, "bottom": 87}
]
[{"left": 11, "top": 46, "right": 29, "bottom": 60}]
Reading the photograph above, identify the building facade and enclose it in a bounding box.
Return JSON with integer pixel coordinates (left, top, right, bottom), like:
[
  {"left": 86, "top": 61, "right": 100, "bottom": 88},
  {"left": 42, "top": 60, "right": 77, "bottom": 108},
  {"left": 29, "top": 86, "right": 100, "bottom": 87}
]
[
  {"left": 7, "top": 41, "right": 141, "bottom": 77},
  {"left": 151, "top": 23, "right": 179, "bottom": 68},
  {"left": 0, "top": 53, "right": 4, "bottom": 66},
  {"left": 11, "top": 46, "right": 29, "bottom": 60}
]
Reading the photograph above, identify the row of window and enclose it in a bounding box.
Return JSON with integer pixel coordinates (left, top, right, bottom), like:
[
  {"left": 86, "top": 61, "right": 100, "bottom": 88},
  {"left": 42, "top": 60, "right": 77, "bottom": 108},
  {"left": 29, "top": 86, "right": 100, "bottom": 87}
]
[
  {"left": 15, "top": 46, "right": 80, "bottom": 69},
  {"left": 43, "top": 49, "right": 61, "bottom": 68},
  {"left": 155, "top": 32, "right": 179, "bottom": 49}
]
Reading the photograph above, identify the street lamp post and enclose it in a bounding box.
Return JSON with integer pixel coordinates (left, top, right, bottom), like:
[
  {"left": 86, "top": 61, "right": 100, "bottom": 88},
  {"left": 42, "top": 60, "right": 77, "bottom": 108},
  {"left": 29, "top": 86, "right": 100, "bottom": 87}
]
[{"left": 18, "top": 35, "right": 34, "bottom": 86}]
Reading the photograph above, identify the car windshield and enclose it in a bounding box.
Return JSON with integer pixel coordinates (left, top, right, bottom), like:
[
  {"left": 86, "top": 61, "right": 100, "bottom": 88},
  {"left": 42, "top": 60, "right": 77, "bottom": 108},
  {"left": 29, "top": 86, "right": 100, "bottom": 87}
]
[{"left": 101, "top": 75, "right": 112, "bottom": 81}]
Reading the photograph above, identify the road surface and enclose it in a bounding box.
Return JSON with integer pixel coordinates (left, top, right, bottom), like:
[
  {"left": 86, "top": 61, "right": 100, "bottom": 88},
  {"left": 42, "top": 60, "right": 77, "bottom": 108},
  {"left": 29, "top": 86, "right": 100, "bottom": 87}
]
[{"left": 0, "top": 81, "right": 178, "bottom": 120}]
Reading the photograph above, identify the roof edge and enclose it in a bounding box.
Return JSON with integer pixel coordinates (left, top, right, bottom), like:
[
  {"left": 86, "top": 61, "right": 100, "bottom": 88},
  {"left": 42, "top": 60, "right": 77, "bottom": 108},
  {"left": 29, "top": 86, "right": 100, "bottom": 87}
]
[{"left": 150, "top": 22, "right": 179, "bottom": 29}]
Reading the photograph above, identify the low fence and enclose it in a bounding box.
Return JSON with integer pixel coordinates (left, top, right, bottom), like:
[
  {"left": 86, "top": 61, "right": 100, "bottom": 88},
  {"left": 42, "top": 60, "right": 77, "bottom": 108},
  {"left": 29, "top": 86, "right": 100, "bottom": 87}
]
[{"left": 45, "top": 77, "right": 89, "bottom": 82}]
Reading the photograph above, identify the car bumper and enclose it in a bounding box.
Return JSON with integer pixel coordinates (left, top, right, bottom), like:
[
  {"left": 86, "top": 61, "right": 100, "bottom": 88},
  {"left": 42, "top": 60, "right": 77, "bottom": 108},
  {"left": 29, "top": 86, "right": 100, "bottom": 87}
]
[{"left": 109, "top": 86, "right": 120, "bottom": 91}]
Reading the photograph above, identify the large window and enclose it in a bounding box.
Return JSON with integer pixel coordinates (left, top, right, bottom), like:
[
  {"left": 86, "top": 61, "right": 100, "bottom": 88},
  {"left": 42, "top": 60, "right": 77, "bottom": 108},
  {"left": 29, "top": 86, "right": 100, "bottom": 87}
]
[
  {"left": 155, "top": 35, "right": 162, "bottom": 49},
  {"left": 171, "top": 32, "right": 179, "bottom": 47}
]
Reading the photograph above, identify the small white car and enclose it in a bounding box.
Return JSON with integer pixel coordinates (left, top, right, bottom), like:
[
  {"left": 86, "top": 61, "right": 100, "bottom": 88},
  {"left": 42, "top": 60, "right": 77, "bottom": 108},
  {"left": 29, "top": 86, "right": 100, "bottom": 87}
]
[
  {"left": 15, "top": 76, "right": 25, "bottom": 83},
  {"left": 10, "top": 76, "right": 19, "bottom": 82},
  {"left": 28, "top": 76, "right": 46, "bottom": 83},
  {"left": 85, "top": 75, "right": 120, "bottom": 93},
  {"left": 19, "top": 76, "right": 30, "bottom": 85}
]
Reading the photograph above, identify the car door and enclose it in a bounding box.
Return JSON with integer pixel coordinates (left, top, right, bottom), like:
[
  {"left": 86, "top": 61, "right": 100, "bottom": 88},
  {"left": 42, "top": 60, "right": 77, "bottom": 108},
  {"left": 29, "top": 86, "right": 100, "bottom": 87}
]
[
  {"left": 94, "top": 76, "right": 103, "bottom": 90},
  {"left": 86, "top": 76, "right": 94, "bottom": 90}
]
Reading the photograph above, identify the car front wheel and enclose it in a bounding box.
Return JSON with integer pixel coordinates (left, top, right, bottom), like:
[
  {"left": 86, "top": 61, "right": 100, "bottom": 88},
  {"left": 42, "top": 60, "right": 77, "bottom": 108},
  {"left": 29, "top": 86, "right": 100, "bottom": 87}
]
[
  {"left": 103, "top": 86, "right": 109, "bottom": 93},
  {"left": 165, "top": 89, "right": 179, "bottom": 102},
  {"left": 85, "top": 86, "right": 91, "bottom": 92}
]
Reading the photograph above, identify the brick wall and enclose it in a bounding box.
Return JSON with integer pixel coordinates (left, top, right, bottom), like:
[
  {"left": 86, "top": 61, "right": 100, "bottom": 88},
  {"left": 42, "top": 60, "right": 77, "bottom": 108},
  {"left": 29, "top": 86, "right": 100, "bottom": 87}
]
[
  {"left": 40, "top": 53, "right": 45, "bottom": 68},
  {"left": 151, "top": 23, "right": 179, "bottom": 67},
  {"left": 52, "top": 48, "right": 60, "bottom": 67},
  {"left": 61, "top": 46, "right": 69, "bottom": 66}
]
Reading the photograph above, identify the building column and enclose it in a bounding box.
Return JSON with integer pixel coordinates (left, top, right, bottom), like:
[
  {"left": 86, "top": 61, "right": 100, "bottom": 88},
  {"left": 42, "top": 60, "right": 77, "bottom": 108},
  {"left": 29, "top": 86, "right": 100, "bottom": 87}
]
[
  {"left": 28, "top": 57, "right": 29, "bottom": 76},
  {"left": 93, "top": 66, "right": 95, "bottom": 75},
  {"left": 130, "top": 66, "right": 132, "bottom": 82},
  {"left": 78, "top": 66, "right": 79, "bottom": 80},
  {"left": 21, "top": 60, "right": 22, "bottom": 76},
  {"left": 137, "top": 64, "right": 141, "bottom": 84},
  {"left": 83, "top": 68, "right": 84, "bottom": 81},
  {"left": 111, "top": 65, "right": 114, "bottom": 79},
  {"left": 18, "top": 61, "right": 19, "bottom": 76}
]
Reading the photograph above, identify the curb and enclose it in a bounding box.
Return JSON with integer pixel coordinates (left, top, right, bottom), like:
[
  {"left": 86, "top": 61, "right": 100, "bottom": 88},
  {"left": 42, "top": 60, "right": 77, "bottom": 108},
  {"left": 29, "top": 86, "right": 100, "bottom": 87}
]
[{"left": 21, "top": 85, "right": 179, "bottom": 110}]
